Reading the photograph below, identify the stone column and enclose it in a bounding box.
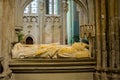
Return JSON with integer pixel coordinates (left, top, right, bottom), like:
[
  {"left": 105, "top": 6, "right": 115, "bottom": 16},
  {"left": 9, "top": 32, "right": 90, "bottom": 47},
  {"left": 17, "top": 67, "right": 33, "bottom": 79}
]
[
  {"left": 108, "top": 0, "right": 115, "bottom": 70},
  {"left": 0, "top": 0, "right": 3, "bottom": 57},
  {"left": 117, "top": 0, "right": 120, "bottom": 71},
  {"left": 101, "top": 0, "right": 108, "bottom": 80},
  {"left": 71, "top": 0, "right": 79, "bottom": 43},
  {"left": 15, "top": 0, "right": 23, "bottom": 27},
  {"left": 62, "top": 0, "right": 68, "bottom": 44},
  {"left": 87, "top": 0, "right": 95, "bottom": 25},
  {"left": 94, "top": 0, "right": 102, "bottom": 80},
  {"left": 15, "top": 0, "right": 32, "bottom": 27},
  {"left": 113, "top": 0, "right": 119, "bottom": 80},
  {"left": 71, "top": 0, "right": 75, "bottom": 43},
  {"left": 67, "top": 0, "right": 72, "bottom": 45},
  {"left": 108, "top": 0, "right": 120, "bottom": 80},
  {"left": 39, "top": 0, "right": 44, "bottom": 44},
  {"left": 1, "top": 0, "right": 15, "bottom": 77},
  {"left": 114, "top": 0, "right": 119, "bottom": 70}
]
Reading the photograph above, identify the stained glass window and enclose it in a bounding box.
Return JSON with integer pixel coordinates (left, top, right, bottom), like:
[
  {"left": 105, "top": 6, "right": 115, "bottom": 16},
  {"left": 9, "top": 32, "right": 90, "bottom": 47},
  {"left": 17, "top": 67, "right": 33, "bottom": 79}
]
[
  {"left": 24, "top": 5, "right": 29, "bottom": 13},
  {"left": 46, "top": 0, "right": 60, "bottom": 15},
  {"left": 24, "top": 0, "right": 38, "bottom": 14}
]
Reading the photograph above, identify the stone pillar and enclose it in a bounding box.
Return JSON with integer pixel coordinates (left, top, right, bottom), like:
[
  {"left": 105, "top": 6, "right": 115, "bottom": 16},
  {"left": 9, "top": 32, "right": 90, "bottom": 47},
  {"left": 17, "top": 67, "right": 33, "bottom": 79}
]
[
  {"left": 71, "top": 0, "right": 75, "bottom": 43},
  {"left": 39, "top": 0, "right": 44, "bottom": 44},
  {"left": 112, "top": 0, "right": 119, "bottom": 80},
  {"left": 71, "top": 0, "right": 79, "bottom": 43},
  {"left": 114, "top": 0, "right": 119, "bottom": 70},
  {"left": 0, "top": 1, "right": 4, "bottom": 78},
  {"left": 107, "top": 0, "right": 120, "bottom": 80},
  {"left": 62, "top": 0, "right": 68, "bottom": 44},
  {"left": 15, "top": 0, "right": 32, "bottom": 27},
  {"left": 1, "top": 0, "right": 15, "bottom": 77},
  {"left": 94, "top": 0, "right": 102, "bottom": 80},
  {"left": 67, "top": 0, "right": 79, "bottom": 45},
  {"left": 87, "top": 0, "right": 95, "bottom": 25},
  {"left": 67, "top": 0, "right": 72, "bottom": 45},
  {"left": 100, "top": 0, "right": 108, "bottom": 80},
  {"left": 118, "top": 0, "right": 120, "bottom": 71},
  {"left": 15, "top": 0, "right": 23, "bottom": 27},
  {"left": 108, "top": 0, "right": 115, "bottom": 70},
  {"left": 0, "top": 0, "right": 3, "bottom": 57}
]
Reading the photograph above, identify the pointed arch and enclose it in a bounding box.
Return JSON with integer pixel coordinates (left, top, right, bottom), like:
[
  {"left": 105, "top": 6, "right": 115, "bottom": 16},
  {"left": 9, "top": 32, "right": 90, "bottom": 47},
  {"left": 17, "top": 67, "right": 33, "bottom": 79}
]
[
  {"left": 26, "top": 37, "right": 33, "bottom": 44},
  {"left": 24, "top": 34, "right": 35, "bottom": 44},
  {"left": 74, "top": 0, "right": 89, "bottom": 24}
]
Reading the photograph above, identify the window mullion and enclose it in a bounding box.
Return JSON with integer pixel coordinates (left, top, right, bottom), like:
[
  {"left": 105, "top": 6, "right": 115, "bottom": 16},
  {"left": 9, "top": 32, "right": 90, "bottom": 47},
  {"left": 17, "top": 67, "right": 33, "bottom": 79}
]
[
  {"left": 52, "top": 0, "right": 54, "bottom": 15},
  {"left": 29, "top": 4, "right": 32, "bottom": 15}
]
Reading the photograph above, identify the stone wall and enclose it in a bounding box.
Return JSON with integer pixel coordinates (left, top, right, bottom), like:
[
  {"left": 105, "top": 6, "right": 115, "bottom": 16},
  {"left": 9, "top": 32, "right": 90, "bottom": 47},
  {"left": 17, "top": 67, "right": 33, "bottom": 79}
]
[
  {"left": 0, "top": 0, "right": 15, "bottom": 79},
  {"left": 13, "top": 73, "right": 93, "bottom": 80}
]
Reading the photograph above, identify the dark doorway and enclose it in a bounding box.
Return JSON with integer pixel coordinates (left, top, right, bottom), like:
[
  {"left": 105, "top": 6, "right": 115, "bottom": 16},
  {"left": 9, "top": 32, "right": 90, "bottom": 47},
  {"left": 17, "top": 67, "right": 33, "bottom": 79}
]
[
  {"left": 0, "top": 62, "right": 3, "bottom": 73},
  {"left": 26, "top": 37, "right": 33, "bottom": 44}
]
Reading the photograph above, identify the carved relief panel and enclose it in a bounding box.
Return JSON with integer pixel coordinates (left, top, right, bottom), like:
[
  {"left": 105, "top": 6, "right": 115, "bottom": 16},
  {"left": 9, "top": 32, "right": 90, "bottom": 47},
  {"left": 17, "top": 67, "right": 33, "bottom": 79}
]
[{"left": 43, "top": 15, "right": 61, "bottom": 44}]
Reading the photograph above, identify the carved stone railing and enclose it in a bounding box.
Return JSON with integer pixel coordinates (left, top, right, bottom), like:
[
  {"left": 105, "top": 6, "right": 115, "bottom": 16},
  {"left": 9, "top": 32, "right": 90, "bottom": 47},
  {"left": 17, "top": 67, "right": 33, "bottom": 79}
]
[{"left": 9, "top": 58, "right": 96, "bottom": 73}]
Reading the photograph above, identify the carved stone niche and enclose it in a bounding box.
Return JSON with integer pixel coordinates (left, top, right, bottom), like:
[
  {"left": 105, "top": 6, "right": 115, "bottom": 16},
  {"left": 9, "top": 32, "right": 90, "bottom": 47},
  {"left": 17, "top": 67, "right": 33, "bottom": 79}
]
[{"left": 43, "top": 15, "right": 62, "bottom": 43}]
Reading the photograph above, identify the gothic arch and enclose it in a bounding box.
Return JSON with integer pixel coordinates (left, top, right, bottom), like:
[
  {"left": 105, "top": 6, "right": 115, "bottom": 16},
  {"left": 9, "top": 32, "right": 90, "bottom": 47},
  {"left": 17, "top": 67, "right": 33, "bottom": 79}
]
[
  {"left": 26, "top": 37, "right": 33, "bottom": 44},
  {"left": 24, "top": 34, "right": 35, "bottom": 44},
  {"left": 21, "top": 0, "right": 33, "bottom": 11},
  {"left": 74, "top": 0, "right": 89, "bottom": 24},
  {"left": 74, "top": 0, "right": 88, "bottom": 11}
]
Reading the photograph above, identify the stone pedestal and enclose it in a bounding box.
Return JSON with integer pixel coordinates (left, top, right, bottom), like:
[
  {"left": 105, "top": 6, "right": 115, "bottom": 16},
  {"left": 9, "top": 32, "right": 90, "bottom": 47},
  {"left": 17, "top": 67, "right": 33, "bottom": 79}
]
[
  {"left": 14, "top": 73, "right": 93, "bottom": 80},
  {"left": 9, "top": 58, "right": 95, "bottom": 80}
]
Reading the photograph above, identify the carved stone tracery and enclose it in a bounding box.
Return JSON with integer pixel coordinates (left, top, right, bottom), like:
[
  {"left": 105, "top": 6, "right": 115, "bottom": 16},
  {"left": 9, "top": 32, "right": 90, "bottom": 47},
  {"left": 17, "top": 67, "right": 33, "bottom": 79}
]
[
  {"left": 80, "top": 25, "right": 95, "bottom": 38},
  {"left": 43, "top": 15, "right": 61, "bottom": 43}
]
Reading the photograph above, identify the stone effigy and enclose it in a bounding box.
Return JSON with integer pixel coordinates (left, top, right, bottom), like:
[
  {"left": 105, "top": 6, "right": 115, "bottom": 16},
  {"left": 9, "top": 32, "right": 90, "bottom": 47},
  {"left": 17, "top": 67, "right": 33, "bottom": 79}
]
[{"left": 12, "top": 42, "right": 90, "bottom": 59}]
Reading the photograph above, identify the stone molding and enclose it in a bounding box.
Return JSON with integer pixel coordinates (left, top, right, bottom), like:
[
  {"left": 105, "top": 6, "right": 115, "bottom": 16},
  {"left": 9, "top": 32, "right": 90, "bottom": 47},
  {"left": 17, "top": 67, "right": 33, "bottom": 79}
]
[{"left": 9, "top": 58, "right": 96, "bottom": 73}]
